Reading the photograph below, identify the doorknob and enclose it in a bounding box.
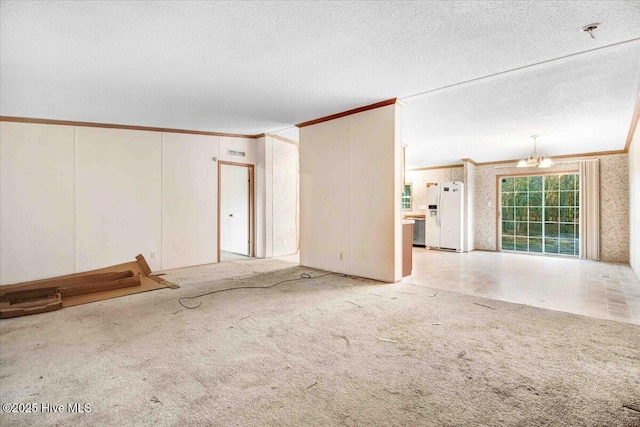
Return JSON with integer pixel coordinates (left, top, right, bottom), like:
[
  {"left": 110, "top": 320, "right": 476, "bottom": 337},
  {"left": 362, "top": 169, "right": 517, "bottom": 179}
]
[{"left": 229, "top": 214, "right": 233, "bottom": 217}]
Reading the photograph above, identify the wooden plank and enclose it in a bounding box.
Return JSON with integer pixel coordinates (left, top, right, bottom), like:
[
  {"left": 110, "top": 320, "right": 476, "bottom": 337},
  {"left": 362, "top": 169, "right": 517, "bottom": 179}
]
[
  {"left": 60, "top": 275, "right": 141, "bottom": 297},
  {"left": 0, "top": 271, "right": 134, "bottom": 298},
  {"left": 2, "top": 287, "right": 59, "bottom": 304},
  {"left": 0, "top": 293, "right": 62, "bottom": 319}
]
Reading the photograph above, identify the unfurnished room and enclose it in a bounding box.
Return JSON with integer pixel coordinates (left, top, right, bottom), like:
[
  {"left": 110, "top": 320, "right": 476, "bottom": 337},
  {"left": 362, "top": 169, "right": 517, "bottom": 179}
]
[{"left": 1, "top": 1, "right": 639, "bottom": 426}]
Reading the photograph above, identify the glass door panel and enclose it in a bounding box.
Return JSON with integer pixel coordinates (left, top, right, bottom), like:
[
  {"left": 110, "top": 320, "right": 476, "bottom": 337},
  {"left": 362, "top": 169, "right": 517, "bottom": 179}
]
[{"left": 500, "top": 173, "right": 579, "bottom": 257}]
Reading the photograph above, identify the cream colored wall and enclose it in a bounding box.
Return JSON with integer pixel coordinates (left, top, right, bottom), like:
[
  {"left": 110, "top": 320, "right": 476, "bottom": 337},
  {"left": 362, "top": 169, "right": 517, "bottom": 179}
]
[
  {"left": 300, "top": 104, "right": 402, "bottom": 282},
  {"left": 255, "top": 136, "right": 267, "bottom": 258},
  {"left": 269, "top": 136, "right": 299, "bottom": 257},
  {"left": 0, "top": 121, "right": 263, "bottom": 284},
  {"left": 301, "top": 116, "right": 351, "bottom": 274},
  {"left": 629, "top": 131, "right": 640, "bottom": 278},
  {"left": 473, "top": 153, "right": 629, "bottom": 263},
  {"left": 254, "top": 136, "right": 300, "bottom": 259},
  {"left": 0, "top": 122, "right": 76, "bottom": 283},
  {"left": 219, "top": 136, "right": 256, "bottom": 164},
  {"left": 76, "top": 127, "right": 162, "bottom": 272},
  {"left": 161, "top": 133, "right": 219, "bottom": 270}
]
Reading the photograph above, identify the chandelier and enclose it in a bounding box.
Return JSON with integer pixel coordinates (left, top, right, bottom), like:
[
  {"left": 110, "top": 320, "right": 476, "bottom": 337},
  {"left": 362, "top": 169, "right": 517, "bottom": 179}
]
[{"left": 517, "top": 135, "right": 554, "bottom": 168}]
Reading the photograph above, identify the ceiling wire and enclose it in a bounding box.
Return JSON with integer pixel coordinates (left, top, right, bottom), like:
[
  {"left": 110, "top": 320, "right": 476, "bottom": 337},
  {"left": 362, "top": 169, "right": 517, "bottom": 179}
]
[{"left": 400, "top": 38, "right": 640, "bottom": 102}]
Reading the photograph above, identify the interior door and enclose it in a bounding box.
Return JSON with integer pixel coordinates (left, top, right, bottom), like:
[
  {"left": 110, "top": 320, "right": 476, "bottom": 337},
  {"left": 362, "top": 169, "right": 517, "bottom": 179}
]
[{"left": 220, "top": 164, "right": 250, "bottom": 256}]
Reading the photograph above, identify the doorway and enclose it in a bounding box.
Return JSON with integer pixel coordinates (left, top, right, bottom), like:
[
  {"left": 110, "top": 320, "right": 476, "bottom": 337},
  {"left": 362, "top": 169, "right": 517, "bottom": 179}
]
[
  {"left": 218, "top": 161, "right": 255, "bottom": 261},
  {"left": 498, "top": 173, "right": 580, "bottom": 256}
]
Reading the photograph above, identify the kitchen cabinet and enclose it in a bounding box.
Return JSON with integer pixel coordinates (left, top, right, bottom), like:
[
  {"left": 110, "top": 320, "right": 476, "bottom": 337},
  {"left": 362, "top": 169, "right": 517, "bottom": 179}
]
[{"left": 403, "top": 220, "right": 413, "bottom": 277}]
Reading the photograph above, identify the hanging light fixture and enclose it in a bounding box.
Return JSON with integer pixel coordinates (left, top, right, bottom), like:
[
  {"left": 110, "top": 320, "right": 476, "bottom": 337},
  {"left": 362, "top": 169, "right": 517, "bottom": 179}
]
[{"left": 517, "top": 135, "right": 554, "bottom": 168}]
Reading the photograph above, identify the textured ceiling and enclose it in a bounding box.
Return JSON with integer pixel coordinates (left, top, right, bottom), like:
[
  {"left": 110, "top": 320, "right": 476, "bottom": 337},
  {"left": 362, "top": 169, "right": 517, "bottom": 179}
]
[
  {"left": 1, "top": 1, "right": 639, "bottom": 165},
  {"left": 403, "top": 40, "right": 640, "bottom": 167}
]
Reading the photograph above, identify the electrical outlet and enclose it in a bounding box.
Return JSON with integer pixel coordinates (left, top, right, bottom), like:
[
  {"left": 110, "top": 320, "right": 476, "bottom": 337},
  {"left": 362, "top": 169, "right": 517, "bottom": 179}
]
[
  {"left": 340, "top": 252, "right": 343, "bottom": 261},
  {"left": 150, "top": 252, "right": 156, "bottom": 260}
]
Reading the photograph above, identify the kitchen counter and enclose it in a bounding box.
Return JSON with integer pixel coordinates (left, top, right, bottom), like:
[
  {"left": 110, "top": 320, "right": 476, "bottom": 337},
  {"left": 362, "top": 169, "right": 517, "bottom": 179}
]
[{"left": 403, "top": 211, "right": 426, "bottom": 219}]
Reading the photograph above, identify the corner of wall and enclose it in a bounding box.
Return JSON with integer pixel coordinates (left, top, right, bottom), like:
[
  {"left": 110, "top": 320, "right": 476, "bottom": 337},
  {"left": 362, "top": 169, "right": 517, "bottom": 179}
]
[{"left": 629, "top": 127, "right": 640, "bottom": 279}]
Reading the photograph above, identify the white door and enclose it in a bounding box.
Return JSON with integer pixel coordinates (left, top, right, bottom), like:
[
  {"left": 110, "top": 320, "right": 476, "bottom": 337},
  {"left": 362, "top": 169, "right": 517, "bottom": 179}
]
[{"left": 220, "top": 164, "right": 250, "bottom": 256}]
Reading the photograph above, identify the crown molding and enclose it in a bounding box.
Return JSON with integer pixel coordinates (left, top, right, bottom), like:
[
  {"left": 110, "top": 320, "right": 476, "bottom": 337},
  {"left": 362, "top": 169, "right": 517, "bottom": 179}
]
[
  {"left": 0, "top": 116, "right": 260, "bottom": 139},
  {"left": 624, "top": 91, "right": 640, "bottom": 152},
  {"left": 295, "top": 98, "right": 398, "bottom": 128}
]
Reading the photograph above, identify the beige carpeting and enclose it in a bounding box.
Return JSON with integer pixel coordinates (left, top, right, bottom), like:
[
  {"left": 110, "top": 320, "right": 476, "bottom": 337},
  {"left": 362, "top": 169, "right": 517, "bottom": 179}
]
[{"left": 1, "top": 264, "right": 639, "bottom": 426}]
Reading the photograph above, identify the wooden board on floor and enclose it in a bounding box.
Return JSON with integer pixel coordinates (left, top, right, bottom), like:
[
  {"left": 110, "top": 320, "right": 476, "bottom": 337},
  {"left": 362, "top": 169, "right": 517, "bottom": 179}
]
[{"left": 0, "top": 255, "right": 178, "bottom": 309}]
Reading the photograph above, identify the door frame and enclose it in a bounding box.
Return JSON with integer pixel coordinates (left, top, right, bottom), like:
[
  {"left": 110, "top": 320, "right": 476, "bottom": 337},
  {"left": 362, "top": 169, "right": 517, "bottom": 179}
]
[
  {"left": 495, "top": 170, "right": 579, "bottom": 254},
  {"left": 218, "top": 161, "right": 255, "bottom": 262}
]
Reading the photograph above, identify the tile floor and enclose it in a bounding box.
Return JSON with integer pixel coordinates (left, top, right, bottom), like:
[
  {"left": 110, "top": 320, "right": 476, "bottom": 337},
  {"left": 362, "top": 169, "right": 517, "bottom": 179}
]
[{"left": 404, "top": 248, "right": 640, "bottom": 325}]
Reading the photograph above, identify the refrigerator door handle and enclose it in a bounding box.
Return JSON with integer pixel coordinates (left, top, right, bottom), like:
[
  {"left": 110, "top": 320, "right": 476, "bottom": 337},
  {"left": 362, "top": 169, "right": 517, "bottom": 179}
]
[{"left": 437, "top": 193, "right": 442, "bottom": 228}]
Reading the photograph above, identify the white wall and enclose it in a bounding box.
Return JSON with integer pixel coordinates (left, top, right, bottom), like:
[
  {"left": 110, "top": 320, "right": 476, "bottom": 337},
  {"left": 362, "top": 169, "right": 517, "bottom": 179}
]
[
  {"left": 0, "top": 121, "right": 263, "bottom": 284},
  {"left": 0, "top": 122, "right": 76, "bottom": 283},
  {"left": 630, "top": 129, "right": 640, "bottom": 279},
  {"left": 300, "top": 104, "right": 402, "bottom": 282},
  {"left": 161, "top": 133, "right": 219, "bottom": 270}
]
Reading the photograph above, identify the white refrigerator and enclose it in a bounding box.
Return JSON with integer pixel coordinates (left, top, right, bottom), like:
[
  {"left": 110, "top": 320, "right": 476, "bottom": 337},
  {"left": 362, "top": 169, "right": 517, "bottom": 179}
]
[{"left": 426, "top": 181, "right": 464, "bottom": 252}]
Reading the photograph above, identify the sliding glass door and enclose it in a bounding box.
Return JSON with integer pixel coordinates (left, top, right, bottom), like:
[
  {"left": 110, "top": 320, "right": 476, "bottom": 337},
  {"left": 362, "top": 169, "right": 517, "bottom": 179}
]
[{"left": 500, "top": 174, "right": 579, "bottom": 256}]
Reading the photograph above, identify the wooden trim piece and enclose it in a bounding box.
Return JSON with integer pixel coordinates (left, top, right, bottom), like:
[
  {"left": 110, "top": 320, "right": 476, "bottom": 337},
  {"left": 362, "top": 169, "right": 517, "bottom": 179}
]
[
  {"left": 408, "top": 164, "right": 463, "bottom": 171},
  {"left": 295, "top": 98, "right": 398, "bottom": 128},
  {"left": 625, "top": 92, "right": 640, "bottom": 152},
  {"left": 217, "top": 161, "right": 256, "bottom": 262},
  {"left": 60, "top": 275, "right": 141, "bottom": 297},
  {"left": 0, "top": 116, "right": 259, "bottom": 139},
  {"left": 495, "top": 175, "right": 500, "bottom": 251},
  {"left": 409, "top": 149, "right": 625, "bottom": 171},
  {"left": 0, "top": 271, "right": 134, "bottom": 294},
  {"left": 217, "top": 163, "right": 222, "bottom": 263},
  {"left": 0, "top": 293, "right": 62, "bottom": 319},
  {"left": 476, "top": 149, "right": 627, "bottom": 167}
]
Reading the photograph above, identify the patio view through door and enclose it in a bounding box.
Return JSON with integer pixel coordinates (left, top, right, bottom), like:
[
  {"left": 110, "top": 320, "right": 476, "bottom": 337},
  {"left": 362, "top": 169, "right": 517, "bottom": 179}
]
[{"left": 500, "top": 173, "right": 579, "bottom": 256}]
